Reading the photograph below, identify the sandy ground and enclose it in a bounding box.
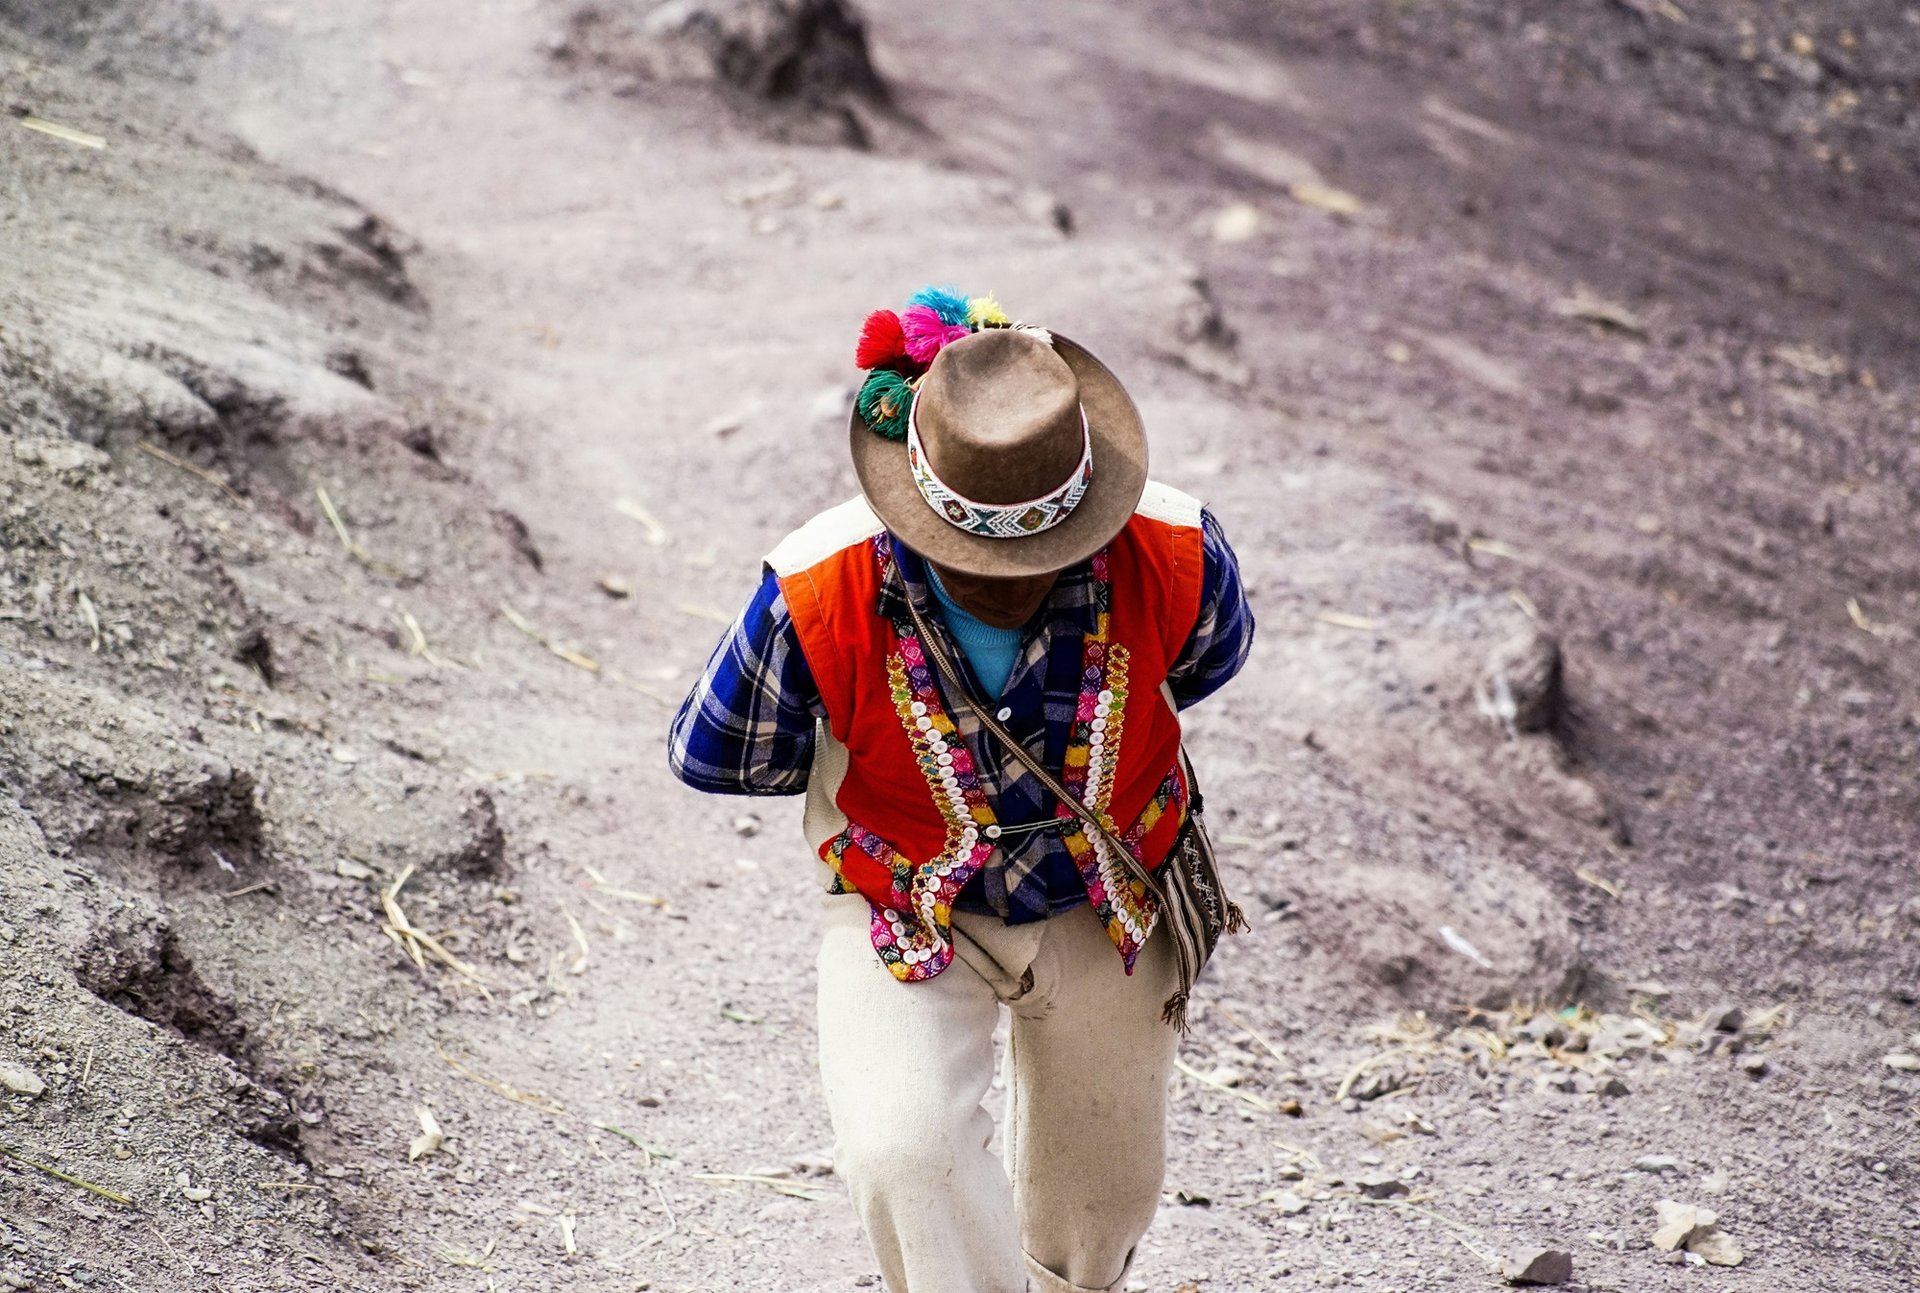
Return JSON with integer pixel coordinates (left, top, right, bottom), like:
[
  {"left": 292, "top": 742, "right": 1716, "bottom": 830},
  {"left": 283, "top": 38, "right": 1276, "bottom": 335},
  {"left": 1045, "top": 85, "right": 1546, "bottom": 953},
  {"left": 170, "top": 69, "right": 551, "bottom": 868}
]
[{"left": 2, "top": 2, "right": 1917, "bottom": 1291}]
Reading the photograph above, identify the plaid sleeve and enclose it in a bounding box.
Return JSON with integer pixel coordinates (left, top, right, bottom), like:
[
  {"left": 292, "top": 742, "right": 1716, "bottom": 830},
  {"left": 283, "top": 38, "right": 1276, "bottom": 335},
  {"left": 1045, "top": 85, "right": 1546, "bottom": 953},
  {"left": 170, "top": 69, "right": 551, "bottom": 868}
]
[
  {"left": 1166, "top": 508, "right": 1255, "bottom": 710},
  {"left": 667, "top": 567, "right": 824, "bottom": 795}
]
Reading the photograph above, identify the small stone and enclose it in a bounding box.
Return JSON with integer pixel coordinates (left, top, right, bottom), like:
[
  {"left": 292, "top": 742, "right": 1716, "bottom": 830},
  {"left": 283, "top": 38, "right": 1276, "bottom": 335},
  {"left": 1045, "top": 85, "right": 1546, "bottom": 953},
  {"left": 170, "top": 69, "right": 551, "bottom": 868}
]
[
  {"left": 1739, "top": 1054, "right": 1769, "bottom": 1077},
  {"left": 732, "top": 814, "right": 762, "bottom": 838},
  {"left": 1596, "top": 1076, "right": 1631, "bottom": 1098},
  {"left": 1355, "top": 1174, "right": 1408, "bottom": 1200},
  {"left": 182, "top": 1186, "right": 212, "bottom": 1202},
  {"left": 1210, "top": 201, "right": 1260, "bottom": 243},
  {"left": 1651, "top": 1200, "right": 1716, "bottom": 1252},
  {"left": 1883, "top": 1053, "right": 1920, "bottom": 1072},
  {"left": 1687, "top": 1226, "right": 1743, "bottom": 1266},
  {"left": 1501, "top": 1248, "right": 1573, "bottom": 1285},
  {"left": 1275, "top": 1194, "right": 1310, "bottom": 1215},
  {"left": 1204, "top": 1066, "right": 1243, "bottom": 1088},
  {"left": 329, "top": 745, "right": 360, "bottom": 765},
  {"left": 1706, "top": 1004, "right": 1745, "bottom": 1034},
  {"left": 597, "top": 574, "right": 633, "bottom": 599},
  {"left": 0, "top": 1063, "right": 45, "bottom": 1097},
  {"left": 1634, "top": 1155, "right": 1681, "bottom": 1174},
  {"left": 334, "top": 858, "right": 376, "bottom": 881},
  {"left": 1699, "top": 1170, "right": 1730, "bottom": 1195}
]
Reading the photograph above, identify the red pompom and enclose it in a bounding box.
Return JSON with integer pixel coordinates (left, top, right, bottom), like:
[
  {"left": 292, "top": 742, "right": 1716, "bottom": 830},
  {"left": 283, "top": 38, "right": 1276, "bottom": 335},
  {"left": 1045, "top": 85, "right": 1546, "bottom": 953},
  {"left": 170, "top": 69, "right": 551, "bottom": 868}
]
[{"left": 856, "top": 309, "right": 907, "bottom": 370}]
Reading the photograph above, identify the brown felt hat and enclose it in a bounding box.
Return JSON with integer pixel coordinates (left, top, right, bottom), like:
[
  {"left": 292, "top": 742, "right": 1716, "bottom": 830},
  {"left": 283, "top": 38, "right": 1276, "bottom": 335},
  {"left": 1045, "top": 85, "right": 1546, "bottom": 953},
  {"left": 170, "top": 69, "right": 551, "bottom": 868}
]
[{"left": 850, "top": 328, "right": 1147, "bottom": 579}]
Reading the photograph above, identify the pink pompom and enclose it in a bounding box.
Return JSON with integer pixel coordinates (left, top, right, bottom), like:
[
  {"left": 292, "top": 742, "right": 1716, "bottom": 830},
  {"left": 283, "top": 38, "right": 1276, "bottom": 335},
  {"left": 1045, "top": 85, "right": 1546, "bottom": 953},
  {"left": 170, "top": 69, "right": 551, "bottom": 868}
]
[{"left": 901, "top": 304, "right": 973, "bottom": 364}]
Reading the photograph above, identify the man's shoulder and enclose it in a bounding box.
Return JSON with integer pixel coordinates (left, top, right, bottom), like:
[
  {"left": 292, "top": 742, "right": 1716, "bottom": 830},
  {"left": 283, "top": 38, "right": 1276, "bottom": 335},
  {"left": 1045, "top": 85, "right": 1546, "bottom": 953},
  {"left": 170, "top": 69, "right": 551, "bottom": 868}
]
[
  {"left": 764, "top": 496, "right": 885, "bottom": 577},
  {"left": 1132, "top": 480, "right": 1204, "bottom": 530}
]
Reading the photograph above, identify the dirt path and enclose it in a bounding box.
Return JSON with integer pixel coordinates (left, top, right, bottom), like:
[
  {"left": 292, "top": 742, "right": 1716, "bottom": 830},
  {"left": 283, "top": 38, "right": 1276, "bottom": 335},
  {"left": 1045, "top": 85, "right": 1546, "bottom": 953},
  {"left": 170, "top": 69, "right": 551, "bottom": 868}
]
[{"left": 3, "top": 1, "right": 1916, "bottom": 1290}]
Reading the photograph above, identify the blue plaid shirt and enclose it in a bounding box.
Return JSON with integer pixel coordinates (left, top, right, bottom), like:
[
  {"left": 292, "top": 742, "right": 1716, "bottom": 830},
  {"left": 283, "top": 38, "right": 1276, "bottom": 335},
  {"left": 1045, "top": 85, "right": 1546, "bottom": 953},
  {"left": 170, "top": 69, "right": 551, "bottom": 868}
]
[{"left": 669, "top": 508, "right": 1254, "bottom": 923}]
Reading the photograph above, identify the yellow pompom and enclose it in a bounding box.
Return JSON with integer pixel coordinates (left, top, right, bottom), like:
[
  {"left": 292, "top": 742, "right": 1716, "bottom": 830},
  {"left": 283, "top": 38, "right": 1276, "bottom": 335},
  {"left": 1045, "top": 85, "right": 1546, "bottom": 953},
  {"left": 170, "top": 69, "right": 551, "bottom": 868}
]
[{"left": 967, "top": 294, "right": 1010, "bottom": 327}]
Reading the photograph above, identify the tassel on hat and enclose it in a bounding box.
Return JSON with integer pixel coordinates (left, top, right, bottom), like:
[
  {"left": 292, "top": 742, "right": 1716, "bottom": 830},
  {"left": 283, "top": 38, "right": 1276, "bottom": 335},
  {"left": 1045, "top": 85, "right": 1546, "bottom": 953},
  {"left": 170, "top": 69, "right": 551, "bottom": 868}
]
[
  {"left": 855, "top": 309, "right": 907, "bottom": 370},
  {"left": 851, "top": 285, "right": 1021, "bottom": 436},
  {"left": 856, "top": 368, "right": 914, "bottom": 442}
]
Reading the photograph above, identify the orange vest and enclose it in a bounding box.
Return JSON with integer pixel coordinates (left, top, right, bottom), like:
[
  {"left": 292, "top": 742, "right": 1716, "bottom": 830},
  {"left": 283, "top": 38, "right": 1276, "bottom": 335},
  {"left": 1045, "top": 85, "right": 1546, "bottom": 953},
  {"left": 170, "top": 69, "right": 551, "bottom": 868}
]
[{"left": 768, "top": 484, "right": 1207, "bottom": 983}]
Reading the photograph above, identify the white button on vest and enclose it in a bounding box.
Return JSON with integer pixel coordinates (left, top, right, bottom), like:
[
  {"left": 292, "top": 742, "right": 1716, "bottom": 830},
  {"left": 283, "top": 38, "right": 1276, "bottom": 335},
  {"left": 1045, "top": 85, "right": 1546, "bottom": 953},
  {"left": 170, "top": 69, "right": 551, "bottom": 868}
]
[
  {"left": 996, "top": 706, "right": 1013, "bottom": 722},
  {"left": 984, "top": 824, "right": 1003, "bottom": 839}
]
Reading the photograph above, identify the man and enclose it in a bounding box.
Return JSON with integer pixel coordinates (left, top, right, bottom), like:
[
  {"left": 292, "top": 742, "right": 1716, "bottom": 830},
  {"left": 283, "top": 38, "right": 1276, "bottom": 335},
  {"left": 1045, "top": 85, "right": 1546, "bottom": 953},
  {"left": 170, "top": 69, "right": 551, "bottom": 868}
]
[{"left": 669, "top": 288, "right": 1254, "bottom": 1293}]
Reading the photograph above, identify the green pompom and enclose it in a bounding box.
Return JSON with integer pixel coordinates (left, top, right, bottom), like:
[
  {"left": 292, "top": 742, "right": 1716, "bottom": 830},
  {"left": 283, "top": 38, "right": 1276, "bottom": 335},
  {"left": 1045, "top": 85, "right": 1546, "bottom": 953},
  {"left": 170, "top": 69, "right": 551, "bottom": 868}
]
[{"left": 857, "top": 369, "right": 914, "bottom": 442}]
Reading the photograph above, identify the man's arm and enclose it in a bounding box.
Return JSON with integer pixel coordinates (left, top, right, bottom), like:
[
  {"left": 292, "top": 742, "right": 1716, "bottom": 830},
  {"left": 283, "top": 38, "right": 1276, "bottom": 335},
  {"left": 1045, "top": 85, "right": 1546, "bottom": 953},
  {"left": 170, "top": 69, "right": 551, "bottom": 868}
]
[
  {"left": 1166, "top": 508, "right": 1255, "bottom": 710},
  {"left": 668, "top": 568, "right": 824, "bottom": 795}
]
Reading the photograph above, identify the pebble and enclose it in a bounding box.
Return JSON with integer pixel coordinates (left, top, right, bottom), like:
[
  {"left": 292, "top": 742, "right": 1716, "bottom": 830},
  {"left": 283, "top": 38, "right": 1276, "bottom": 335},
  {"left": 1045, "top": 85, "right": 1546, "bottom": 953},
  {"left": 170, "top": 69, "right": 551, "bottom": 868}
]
[
  {"left": 1633, "top": 1154, "right": 1680, "bottom": 1173},
  {"left": 0, "top": 1063, "right": 45, "bottom": 1097},
  {"left": 1275, "top": 1194, "right": 1311, "bottom": 1215},
  {"left": 1355, "top": 1174, "right": 1408, "bottom": 1200},
  {"left": 182, "top": 1186, "right": 212, "bottom": 1202},
  {"left": 732, "top": 814, "right": 762, "bottom": 838},
  {"left": 1687, "top": 1226, "right": 1744, "bottom": 1266},
  {"left": 1501, "top": 1248, "right": 1573, "bottom": 1286},
  {"left": 1883, "top": 1053, "right": 1920, "bottom": 1072}
]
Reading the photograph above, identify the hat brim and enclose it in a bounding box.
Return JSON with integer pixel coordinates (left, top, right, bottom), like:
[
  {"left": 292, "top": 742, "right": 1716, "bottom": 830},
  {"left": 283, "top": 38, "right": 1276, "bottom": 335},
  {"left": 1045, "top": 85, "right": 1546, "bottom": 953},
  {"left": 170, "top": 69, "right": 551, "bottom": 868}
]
[{"left": 849, "top": 333, "right": 1148, "bottom": 580}]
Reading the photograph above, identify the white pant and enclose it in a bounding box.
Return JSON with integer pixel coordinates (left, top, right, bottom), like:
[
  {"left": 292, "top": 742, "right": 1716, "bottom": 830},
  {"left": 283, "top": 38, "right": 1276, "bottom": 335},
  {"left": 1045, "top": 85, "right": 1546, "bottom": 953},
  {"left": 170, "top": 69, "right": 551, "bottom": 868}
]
[{"left": 816, "top": 891, "right": 1181, "bottom": 1293}]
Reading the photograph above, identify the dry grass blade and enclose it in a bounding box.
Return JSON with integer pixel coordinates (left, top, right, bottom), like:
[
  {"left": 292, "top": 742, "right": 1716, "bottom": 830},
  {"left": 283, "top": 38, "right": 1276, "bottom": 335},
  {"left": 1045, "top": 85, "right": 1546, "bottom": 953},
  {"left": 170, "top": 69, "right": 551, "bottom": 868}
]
[
  {"left": 1506, "top": 588, "right": 1541, "bottom": 620},
  {"left": 1312, "top": 610, "right": 1376, "bottom": 631},
  {"left": 1289, "top": 180, "right": 1364, "bottom": 217},
  {"left": 135, "top": 440, "right": 247, "bottom": 506},
  {"left": 1271, "top": 1139, "right": 1324, "bottom": 1174},
  {"left": 221, "top": 880, "right": 276, "bottom": 900},
  {"left": 594, "top": 1121, "right": 674, "bottom": 1165},
  {"left": 500, "top": 603, "right": 600, "bottom": 672},
  {"left": 1, "top": 1146, "right": 134, "bottom": 1206},
  {"left": 692, "top": 1172, "right": 831, "bottom": 1202},
  {"left": 315, "top": 486, "right": 406, "bottom": 578},
  {"left": 613, "top": 497, "right": 669, "bottom": 546},
  {"left": 603, "top": 666, "right": 676, "bottom": 706},
  {"left": 401, "top": 611, "right": 466, "bottom": 670},
  {"left": 1467, "top": 537, "right": 1529, "bottom": 563},
  {"left": 438, "top": 1047, "right": 567, "bottom": 1116},
  {"left": 1334, "top": 1047, "right": 1406, "bottom": 1102},
  {"left": 1213, "top": 1003, "right": 1287, "bottom": 1064},
  {"left": 438, "top": 1246, "right": 496, "bottom": 1272},
  {"left": 255, "top": 1181, "right": 321, "bottom": 1192},
  {"left": 561, "top": 906, "right": 590, "bottom": 975},
  {"left": 1573, "top": 866, "right": 1623, "bottom": 898},
  {"left": 75, "top": 592, "right": 102, "bottom": 652},
  {"left": 18, "top": 114, "right": 106, "bottom": 149},
  {"left": 1174, "top": 1058, "right": 1278, "bottom": 1112},
  {"left": 381, "top": 864, "right": 494, "bottom": 995},
  {"left": 1847, "top": 596, "right": 1884, "bottom": 636},
  {"left": 581, "top": 865, "right": 666, "bottom": 908},
  {"left": 674, "top": 601, "right": 734, "bottom": 625}
]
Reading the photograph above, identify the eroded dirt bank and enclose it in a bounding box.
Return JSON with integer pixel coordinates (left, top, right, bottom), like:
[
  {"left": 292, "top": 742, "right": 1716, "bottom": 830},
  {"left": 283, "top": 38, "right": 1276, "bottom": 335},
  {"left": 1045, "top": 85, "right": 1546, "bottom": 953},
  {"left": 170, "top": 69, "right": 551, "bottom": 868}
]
[{"left": 2, "top": 2, "right": 1915, "bottom": 1290}]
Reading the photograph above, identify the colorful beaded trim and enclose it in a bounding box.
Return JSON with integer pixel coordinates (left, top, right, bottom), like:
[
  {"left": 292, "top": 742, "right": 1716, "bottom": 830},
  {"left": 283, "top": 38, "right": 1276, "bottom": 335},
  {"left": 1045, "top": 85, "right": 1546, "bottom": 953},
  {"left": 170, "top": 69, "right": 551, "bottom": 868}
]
[
  {"left": 819, "top": 540, "right": 1184, "bottom": 981},
  {"left": 906, "top": 395, "right": 1094, "bottom": 540},
  {"left": 1052, "top": 551, "right": 1163, "bottom": 970}
]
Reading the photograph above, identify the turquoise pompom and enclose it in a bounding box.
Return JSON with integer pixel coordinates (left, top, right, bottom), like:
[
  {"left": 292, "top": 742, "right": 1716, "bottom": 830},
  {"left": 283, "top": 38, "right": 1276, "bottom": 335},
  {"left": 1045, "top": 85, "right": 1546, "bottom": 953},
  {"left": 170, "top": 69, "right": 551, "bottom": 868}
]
[
  {"left": 906, "top": 285, "right": 972, "bottom": 328},
  {"left": 857, "top": 369, "right": 914, "bottom": 442}
]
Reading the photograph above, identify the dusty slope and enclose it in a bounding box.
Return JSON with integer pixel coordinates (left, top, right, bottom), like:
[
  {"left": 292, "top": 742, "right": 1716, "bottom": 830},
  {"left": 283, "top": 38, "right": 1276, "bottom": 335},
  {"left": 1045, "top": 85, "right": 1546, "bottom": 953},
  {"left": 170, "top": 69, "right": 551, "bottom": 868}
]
[{"left": 3, "top": 2, "right": 1915, "bottom": 1291}]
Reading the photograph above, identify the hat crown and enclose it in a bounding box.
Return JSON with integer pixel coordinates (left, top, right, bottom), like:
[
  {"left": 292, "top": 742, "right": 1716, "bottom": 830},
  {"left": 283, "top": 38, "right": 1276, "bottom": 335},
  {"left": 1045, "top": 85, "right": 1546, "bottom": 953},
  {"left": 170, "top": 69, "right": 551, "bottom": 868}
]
[{"left": 914, "top": 330, "right": 1084, "bottom": 506}]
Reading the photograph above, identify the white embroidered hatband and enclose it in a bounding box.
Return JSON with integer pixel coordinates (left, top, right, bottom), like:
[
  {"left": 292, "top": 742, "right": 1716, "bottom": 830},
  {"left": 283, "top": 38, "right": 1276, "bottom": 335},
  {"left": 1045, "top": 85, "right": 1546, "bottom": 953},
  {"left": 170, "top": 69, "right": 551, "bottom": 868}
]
[{"left": 905, "top": 396, "right": 1094, "bottom": 540}]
